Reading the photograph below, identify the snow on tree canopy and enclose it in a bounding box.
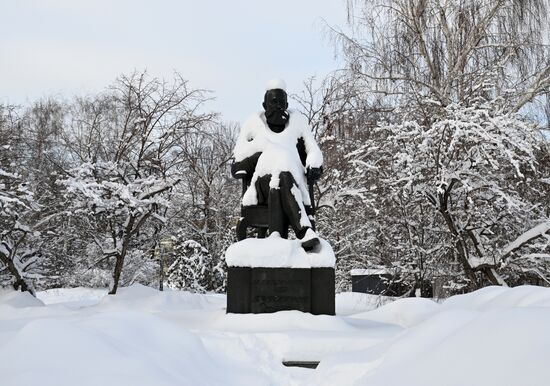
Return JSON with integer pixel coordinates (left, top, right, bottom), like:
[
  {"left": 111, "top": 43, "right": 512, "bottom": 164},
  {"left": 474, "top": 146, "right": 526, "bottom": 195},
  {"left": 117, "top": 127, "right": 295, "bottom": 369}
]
[
  {"left": 234, "top": 110, "right": 323, "bottom": 209},
  {"left": 340, "top": 97, "right": 547, "bottom": 288}
]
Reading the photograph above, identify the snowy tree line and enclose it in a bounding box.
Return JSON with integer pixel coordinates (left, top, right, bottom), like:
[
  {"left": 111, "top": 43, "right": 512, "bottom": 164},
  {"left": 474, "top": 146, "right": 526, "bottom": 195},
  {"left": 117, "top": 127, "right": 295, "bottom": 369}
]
[
  {"left": 2, "top": 0, "right": 549, "bottom": 296},
  {"left": 298, "top": 0, "right": 550, "bottom": 293},
  {"left": 1, "top": 73, "right": 237, "bottom": 294}
]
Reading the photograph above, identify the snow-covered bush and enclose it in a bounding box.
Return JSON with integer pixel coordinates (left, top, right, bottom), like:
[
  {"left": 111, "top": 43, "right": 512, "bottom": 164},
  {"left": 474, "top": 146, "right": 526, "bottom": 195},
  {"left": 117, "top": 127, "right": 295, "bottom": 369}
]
[
  {"left": 0, "top": 159, "right": 43, "bottom": 293},
  {"left": 167, "top": 235, "right": 225, "bottom": 293},
  {"left": 352, "top": 98, "right": 547, "bottom": 287}
]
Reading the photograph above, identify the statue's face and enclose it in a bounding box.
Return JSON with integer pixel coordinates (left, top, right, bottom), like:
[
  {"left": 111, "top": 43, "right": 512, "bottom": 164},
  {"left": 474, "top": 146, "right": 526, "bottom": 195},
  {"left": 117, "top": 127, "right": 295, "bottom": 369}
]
[
  {"left": 263, "top": 89, "right": 288, "bottom": 113},
  {"left": 263, "top": 89, "right": 289, "bottom": 130}
]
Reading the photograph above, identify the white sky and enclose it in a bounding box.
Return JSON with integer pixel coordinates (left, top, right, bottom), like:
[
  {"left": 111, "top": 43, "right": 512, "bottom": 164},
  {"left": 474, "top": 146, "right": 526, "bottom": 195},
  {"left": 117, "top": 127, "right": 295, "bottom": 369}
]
[{"left": 1, "top": 0, "right": 348, "bottom": 122}]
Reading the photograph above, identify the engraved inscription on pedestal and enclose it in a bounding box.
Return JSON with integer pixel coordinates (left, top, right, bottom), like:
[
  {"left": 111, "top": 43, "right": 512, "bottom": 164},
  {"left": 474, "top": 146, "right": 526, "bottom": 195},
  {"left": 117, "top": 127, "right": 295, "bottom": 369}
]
[
  {"left": 250, "top": 268, "right": 311, "bottom": 313},
  {"left": 226, "top": 266, "right": 335, "bottom": 314}
]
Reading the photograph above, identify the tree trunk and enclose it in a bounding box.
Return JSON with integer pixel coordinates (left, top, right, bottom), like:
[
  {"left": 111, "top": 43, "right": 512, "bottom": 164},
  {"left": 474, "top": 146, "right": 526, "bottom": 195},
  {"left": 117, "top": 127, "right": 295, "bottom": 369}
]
[
  {"left": 159, "top": 252, "right": 164, "bottom": 292},
  {"left": 433, "top": 180, "right": 502, "bottom": 288},
  {"left": 109, "top": 254, "right": 125, "bottom": 295},
  {"left": 108, "top": 216, "right": 137, "bottom": 295},
  {"left": 14, "top": 278, "right": 33, "bottom": 294},
  {"left": 0, "top": 251, "right": 34, "bottom": 296}
]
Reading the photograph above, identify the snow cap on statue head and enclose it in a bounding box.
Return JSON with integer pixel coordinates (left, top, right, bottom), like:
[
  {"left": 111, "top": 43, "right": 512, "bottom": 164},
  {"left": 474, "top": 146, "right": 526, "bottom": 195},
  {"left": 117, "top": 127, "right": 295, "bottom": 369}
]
[{"left": 265, "top": 78, "right": 287, "bottom": 92}]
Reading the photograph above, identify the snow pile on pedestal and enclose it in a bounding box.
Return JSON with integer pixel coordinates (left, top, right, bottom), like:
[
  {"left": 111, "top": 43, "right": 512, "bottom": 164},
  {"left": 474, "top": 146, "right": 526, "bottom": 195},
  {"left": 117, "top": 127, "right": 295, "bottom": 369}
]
[{"left": 225, "top": 233, "right": 335, "bottom": 268}]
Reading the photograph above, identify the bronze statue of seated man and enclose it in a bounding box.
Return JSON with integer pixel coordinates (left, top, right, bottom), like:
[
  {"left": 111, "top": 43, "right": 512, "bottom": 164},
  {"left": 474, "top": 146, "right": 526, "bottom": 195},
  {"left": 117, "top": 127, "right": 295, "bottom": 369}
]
[{"left": 231, "top": 79, "right": 323, "bottom": 251}]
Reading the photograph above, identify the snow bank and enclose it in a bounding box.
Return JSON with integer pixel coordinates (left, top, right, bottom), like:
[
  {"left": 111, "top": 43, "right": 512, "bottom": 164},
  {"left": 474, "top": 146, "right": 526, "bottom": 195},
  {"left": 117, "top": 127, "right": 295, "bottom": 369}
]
[
  {"left": 97, "top": 284, "right": 225, "bottom": 312},
  {"left": 350, "top": 297, "right": 439, "bottom": 327},
  {"left": 204, "top": 310, "right": 397, "bottom": 363},
  {"left": 312, "top": 307, "right": 550, "bottom": 386},
  {"left": 1, "top": 287, "right": 269, "bottom": 386},
  {"left": 441, "top": 284, "right": 550, "bottom": 309},
  {"left": 0, "top": 312, "right": 268, "bottom": 386},
  {"left": 37, "top": 287, "right": 106, "bottom": 308},
  {"left": 0, "top": 289, "right": 44, "bottom": 308},
  {"left": 309, "top": 285, "right": 550, "bottom": 386},
  {"left": 225, "top": 233, "right": 335, "bottom": 268},
  {"left": 335, "top": 292, "right": 394, "bottom": 315},
  {"left": 3, "top": 285, "right": 550, "bottom": 386}
]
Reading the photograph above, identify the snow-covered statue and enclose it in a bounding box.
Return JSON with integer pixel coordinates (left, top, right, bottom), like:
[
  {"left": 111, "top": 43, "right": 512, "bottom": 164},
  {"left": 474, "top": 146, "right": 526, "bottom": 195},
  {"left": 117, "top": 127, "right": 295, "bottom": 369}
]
[{"left": 231, "top": 79, "right": 323, "bottom": 251}]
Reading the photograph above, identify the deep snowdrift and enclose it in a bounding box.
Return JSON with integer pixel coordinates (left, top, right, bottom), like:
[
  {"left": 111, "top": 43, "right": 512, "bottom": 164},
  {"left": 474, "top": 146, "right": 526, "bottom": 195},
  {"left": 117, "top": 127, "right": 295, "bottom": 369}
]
[{"left": 1, "top": 285, "right": 549, "bottom": 385}]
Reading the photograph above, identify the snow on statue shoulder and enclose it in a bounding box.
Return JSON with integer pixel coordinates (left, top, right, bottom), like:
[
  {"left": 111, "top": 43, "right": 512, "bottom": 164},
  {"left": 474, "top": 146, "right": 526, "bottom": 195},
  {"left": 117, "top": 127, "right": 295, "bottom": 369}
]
[{"left": 237, "top": 110, "right": 315, "bottom": 205}]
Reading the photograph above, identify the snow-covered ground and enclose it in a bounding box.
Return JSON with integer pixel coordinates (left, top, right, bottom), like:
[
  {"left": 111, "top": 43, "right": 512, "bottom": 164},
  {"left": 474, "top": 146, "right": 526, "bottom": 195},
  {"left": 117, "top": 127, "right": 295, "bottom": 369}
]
[{"left": 1, "top": 285, "right": 550, "bottom": 386}]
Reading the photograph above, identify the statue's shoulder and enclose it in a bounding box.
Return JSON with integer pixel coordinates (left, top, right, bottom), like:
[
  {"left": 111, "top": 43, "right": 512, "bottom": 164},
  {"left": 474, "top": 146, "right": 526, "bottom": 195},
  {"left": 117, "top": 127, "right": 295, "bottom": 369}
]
[
  {"left": 288, "top": 110, "right": 311, "bottom": 133},
  {"left": 241, "top": 112, "right": 265, "bottom": 132}
]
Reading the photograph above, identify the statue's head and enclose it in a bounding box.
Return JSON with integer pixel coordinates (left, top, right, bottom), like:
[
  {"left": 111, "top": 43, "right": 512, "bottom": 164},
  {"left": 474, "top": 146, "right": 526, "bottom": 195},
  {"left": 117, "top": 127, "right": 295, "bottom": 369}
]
[{"left": 263, "top": 79, "right": 289, "bottom": 132}]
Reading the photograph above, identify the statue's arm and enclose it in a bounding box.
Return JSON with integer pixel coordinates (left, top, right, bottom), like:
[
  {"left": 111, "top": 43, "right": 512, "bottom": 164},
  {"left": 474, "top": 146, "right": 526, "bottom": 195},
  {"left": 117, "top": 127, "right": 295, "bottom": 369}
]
[
  {"left": 296, "top": 117, "right": 323, "bottom": 183},
  {"left": 231, "top": 152, "right": 261, "bottom": 179},
  {"left": 232, "top": 118, "right": 263, "bottom": 179},
  {"left": 300, "top": 123, "right": 323, "bottom": 169},
  {"left": 297, "top": 138, "right": 323, "bottom": 181}
]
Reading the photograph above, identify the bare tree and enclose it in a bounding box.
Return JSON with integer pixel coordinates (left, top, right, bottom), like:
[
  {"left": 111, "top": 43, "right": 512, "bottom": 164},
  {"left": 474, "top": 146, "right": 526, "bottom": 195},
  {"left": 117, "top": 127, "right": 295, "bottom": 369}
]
[
  {"left": 60, "top": 71, "right": 215, "bottom": 294},
  {"left": 340, "top": 0, "right": 550, "bottom": 112},
  {"left": 299, "top": 0, "right": 550, "bottom": 291},
  {"left": 169, "top": 122, "right": 238, "bottom": 276},
  {"left": 0, "top": 105, "right": 43, "bottom": 293}
]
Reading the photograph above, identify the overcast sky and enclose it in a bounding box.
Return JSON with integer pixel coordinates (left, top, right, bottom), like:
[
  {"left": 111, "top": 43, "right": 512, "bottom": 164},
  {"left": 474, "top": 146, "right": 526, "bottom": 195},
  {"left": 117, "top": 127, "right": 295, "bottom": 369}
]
[{"left": 1, "top": 0, "right": 348, "bottom": 122}]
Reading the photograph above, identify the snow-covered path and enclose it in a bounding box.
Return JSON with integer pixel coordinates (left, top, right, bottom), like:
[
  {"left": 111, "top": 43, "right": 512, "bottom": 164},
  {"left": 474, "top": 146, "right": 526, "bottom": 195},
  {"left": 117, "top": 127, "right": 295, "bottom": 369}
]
[{"left": 1, "top": 285, "right": 550, "bottom": 385}]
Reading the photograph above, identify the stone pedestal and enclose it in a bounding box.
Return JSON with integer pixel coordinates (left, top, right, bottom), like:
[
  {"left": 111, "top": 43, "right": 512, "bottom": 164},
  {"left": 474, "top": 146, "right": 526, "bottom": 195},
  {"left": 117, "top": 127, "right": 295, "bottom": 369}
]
[
  {"left": 227, "top": 266, "right": 335, "bottom": 315},
  {"left": 225, "top": 235, "right": 336, "bottom": 315}
]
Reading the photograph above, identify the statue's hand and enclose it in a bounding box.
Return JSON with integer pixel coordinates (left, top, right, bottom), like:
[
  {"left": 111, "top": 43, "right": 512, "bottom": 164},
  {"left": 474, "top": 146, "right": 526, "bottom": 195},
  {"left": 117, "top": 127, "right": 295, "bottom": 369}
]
[
  {"left": 231, "top": 162, "right": 247, "bottom": 179},
  {"left": 307, "top": 166, "right": 323, "bottom": 184},
  {"left": 231, "top": 152, "right": 262, "bottom": 179}
]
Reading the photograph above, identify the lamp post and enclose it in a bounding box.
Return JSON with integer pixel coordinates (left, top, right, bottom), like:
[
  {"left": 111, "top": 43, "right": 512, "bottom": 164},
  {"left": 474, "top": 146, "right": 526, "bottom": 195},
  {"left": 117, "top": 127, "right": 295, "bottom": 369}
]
[{"left": 158, "top": 238, "right": 173, "bottom": 291}]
